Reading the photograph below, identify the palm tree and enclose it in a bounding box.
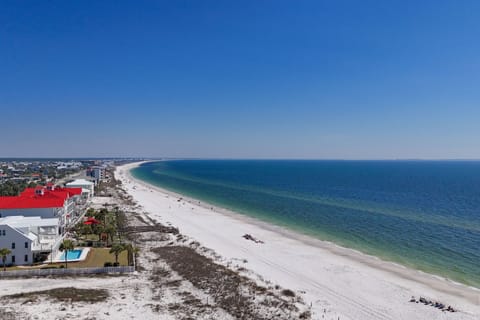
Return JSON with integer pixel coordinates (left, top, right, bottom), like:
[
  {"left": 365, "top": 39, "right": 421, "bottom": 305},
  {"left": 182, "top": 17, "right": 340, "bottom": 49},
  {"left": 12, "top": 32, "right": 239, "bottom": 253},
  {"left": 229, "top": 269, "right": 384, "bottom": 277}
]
[
  {"left": 93, "top": 223, "right": 105, "bottom": 242},
  {"left": 0, "top": 248, "right": 11, "bottom": 271},
  {"left": 124, "top": 243, "right": 140, "bottom": 267},
  {"left": 59, "top": 239, "right": 74, "bottom": 269},
  {"left": 95, "top": 208, "right": 108, "bottom": 224},
  {"left": 109, "top": 243, "right": 125, "bottom": 265},
  {"left": 104, "top": 225, "right": 116, "bottom": 246}
]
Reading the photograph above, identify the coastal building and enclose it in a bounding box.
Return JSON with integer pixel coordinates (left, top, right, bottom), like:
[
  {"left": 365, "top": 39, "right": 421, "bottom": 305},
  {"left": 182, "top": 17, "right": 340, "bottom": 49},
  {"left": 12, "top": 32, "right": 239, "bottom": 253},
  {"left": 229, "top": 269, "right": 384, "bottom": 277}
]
[
  {"left": 0, "top": 216, "right": 61, "bottom": 266},
  {"left": 66, "top": 179, "right": 94, "bottom": 197},
  {"left": 56, "top": 161, "right": 82, "bottom": 171},
  {"left": 0, "top": 185, "right": 82, "bottom": 229},
  {"left": 88, "top": 166, "right": 105, "bottom": 182}
]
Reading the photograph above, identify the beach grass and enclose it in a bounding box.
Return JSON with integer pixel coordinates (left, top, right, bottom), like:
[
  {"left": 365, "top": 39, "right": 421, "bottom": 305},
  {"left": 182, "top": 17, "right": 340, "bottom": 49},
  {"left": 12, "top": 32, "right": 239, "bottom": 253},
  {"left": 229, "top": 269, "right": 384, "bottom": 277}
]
[{"left": 2, "top": 287, "right": 109, "bottom": 303}]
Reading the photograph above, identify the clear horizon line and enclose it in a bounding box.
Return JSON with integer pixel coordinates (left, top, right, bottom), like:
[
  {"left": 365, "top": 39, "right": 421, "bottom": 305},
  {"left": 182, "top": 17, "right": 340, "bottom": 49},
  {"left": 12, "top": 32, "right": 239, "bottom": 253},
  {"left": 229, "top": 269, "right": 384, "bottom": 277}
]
[{"left": 1, "top": 156, "right": 480, "bottom": 161}]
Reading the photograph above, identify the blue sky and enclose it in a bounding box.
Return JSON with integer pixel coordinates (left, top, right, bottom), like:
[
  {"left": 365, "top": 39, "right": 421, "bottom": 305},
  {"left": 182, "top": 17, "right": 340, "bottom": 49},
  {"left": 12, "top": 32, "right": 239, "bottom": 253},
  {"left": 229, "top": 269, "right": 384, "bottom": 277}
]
[{"left": 1, "top": 0, "right": 479, "bottom": 159}]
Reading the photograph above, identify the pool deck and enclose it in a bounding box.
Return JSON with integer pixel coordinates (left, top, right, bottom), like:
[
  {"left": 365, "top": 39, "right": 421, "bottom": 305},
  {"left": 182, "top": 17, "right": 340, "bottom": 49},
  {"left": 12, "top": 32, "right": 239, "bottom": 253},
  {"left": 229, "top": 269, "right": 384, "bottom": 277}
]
[{"left": 53, "top": 247, "right": 90, "bottom": 263}]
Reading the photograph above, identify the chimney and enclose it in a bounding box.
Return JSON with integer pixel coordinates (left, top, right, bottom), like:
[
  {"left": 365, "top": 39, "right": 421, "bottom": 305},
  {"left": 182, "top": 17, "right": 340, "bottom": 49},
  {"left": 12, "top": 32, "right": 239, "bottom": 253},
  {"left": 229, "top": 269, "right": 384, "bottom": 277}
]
[{"left": 35, "top": 187, "right": 45, "bottom": 196}]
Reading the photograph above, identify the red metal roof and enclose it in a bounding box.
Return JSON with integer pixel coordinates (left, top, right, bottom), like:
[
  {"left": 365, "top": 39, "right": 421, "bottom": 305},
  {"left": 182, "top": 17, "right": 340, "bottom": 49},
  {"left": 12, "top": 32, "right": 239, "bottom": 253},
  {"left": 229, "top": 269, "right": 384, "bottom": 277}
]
[
  {"left": 0, "top": 186, "right": 82, "bottom": 210},
  {"left": 64, "top": 187, "right": 82, "bottom": 196},
  {"left": 0, "top": 195, "right": 65, "bottom": 209},
  {"left": 84, "top": 217, "right": 101, "bottom": 225},
  {"left": 20, "top": 186, "right": 82, "bottom": 197}
]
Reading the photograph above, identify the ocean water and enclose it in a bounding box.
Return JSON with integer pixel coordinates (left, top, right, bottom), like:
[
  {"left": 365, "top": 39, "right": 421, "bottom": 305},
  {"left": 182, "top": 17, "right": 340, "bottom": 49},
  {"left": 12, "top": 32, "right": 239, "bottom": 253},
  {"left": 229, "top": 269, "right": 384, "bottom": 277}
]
[{"left": 132, "top": 160, "right": 480, "bottom": 288}]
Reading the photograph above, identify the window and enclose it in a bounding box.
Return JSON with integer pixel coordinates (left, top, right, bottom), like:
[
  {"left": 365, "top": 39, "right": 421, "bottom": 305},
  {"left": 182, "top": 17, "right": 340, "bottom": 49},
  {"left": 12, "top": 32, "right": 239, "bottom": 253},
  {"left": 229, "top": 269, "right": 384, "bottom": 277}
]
[
  {"left": 25, "top": 242, "right": 28, "bottom": 249},
  {"left": 11, "top": 256, "right": 15, "bottom": 263},
  {"left": 24, "top": 255, "right": 28, "bottom": 262},
  {"left": 11, "top": 242, "right": 15, "bottom": 249},
  {"left": 2, "top": 230, "right": 5, "bottom": 236}
]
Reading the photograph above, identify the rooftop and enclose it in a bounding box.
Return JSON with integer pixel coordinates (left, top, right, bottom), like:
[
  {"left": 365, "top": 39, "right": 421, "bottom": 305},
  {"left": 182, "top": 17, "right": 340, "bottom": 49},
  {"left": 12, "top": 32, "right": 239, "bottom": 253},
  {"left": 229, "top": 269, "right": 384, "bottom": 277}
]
[
  {"left": 0, "top": 215, "right": 59, "bottom": 228},
  {"left": 0, "top": 186, "right": 82, "bottom": 210},
  {"left": 66, "top": 179, "right": 94, "bottom": 186}
]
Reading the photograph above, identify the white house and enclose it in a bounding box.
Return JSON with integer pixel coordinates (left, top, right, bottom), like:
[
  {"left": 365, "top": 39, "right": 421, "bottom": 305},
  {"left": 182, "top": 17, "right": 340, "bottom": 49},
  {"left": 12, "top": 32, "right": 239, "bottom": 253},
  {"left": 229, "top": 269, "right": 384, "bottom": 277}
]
[
  {"left": 0, "top": 216, "right": 61, "bottom": 266},
  {"left": 66, "top": 179, "right": 94, "bottom": 197}
]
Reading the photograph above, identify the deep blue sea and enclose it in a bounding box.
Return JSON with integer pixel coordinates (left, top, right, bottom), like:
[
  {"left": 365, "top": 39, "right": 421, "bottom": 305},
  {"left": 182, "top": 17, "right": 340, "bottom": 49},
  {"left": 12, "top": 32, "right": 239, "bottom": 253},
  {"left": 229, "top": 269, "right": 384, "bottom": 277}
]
[{"left": 132, "top": 160, "right": 480, "bottom": 288}]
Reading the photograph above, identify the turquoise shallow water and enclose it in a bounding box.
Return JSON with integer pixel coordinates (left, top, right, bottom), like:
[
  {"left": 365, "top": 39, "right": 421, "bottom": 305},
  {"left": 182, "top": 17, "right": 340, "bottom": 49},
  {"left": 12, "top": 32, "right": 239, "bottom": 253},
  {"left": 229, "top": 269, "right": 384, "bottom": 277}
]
[{"left": 132, "top": 160, "right": 480, "bottom": 288}]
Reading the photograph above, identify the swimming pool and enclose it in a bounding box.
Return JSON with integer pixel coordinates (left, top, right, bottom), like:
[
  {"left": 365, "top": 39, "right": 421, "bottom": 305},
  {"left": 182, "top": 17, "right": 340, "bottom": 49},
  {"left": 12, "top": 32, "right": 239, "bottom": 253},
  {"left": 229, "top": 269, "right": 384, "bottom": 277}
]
[{"left": 59, "top": 249, "right": 83, "bottom": 261}]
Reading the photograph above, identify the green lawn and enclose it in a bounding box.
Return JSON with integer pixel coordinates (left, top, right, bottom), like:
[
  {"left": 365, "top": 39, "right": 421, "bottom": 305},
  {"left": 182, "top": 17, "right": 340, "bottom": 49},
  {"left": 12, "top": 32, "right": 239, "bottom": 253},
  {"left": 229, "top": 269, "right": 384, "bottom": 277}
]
[{"left": 56, "top": 248, "right": 128, "bottom": 268}]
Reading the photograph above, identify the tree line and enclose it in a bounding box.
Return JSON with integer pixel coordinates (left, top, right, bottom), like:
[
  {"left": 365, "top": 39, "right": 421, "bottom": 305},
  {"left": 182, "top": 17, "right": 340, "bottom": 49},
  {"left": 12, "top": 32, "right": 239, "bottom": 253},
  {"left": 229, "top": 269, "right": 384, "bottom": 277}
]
[{"left": 0, "top": 180, "right": 28, "bottom": 196}]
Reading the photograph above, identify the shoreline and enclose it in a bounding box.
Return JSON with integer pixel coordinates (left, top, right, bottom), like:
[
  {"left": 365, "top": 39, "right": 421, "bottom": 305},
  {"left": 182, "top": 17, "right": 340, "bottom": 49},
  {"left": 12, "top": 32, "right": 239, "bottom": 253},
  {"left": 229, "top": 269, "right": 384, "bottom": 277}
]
[
  {"left": 119, "top": 161, "right": 480, "bottom": 319},
  {"left": 128, "top": 160, "right": 480, "bottom": 294}
]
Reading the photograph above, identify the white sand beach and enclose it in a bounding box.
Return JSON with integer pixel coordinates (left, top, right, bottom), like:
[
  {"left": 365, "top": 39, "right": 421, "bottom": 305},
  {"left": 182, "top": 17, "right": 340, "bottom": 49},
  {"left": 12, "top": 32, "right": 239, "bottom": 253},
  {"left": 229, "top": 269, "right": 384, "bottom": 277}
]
[{"left": 117, "top": 161, "right": 480, "bottom": 320}]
